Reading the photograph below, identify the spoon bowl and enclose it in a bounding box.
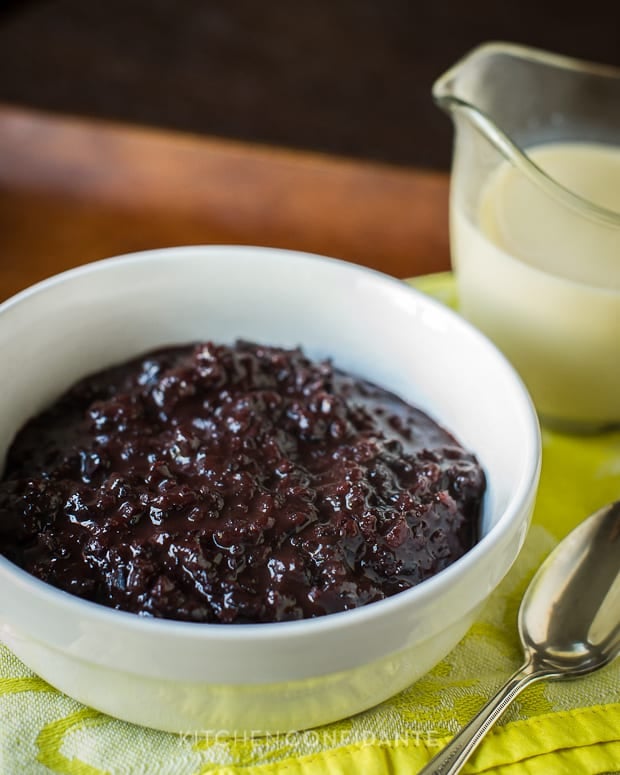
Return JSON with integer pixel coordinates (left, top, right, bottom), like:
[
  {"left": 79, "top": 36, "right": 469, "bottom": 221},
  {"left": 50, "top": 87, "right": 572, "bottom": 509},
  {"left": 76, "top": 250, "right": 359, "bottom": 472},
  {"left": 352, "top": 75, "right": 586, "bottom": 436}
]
[
  {"left": 420, "top": 500, "right": 620, "bottom": 774},
  {"left": 520, "top": 501, "right": 620, "bottom": 676}
]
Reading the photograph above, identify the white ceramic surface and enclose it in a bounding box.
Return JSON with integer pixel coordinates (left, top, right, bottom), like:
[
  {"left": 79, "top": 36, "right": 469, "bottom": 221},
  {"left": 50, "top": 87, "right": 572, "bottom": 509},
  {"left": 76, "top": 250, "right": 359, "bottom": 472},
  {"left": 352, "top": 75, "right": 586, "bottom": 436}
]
[{"left": 0, "top": 246, "right": 541, "bottom": 733}]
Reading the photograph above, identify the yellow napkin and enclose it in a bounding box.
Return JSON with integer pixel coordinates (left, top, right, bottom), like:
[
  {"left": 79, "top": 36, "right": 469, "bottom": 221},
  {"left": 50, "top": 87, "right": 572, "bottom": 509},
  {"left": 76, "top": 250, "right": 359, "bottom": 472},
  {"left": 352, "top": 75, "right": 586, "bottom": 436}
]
[{"left": 1, "top": 273, "right": 619, "bottom": 775}]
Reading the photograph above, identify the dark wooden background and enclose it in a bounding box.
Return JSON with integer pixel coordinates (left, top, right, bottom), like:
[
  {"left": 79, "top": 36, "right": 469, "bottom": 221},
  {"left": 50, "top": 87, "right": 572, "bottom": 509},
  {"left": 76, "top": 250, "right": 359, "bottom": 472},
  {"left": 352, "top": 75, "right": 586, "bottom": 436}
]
[
  {"left": 1, "top": 0, "right": 619, "bottom": 170},
  {"left": 1, "top": 1, "right": 619, "bottom": 298}
]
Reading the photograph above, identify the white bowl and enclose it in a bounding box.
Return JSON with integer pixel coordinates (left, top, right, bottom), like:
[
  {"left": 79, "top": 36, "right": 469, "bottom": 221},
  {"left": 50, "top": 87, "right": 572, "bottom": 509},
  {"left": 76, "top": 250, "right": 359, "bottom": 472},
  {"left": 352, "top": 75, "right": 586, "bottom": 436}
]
[{"left": 0, "top": 246, "right": 540, "bottom": 733}]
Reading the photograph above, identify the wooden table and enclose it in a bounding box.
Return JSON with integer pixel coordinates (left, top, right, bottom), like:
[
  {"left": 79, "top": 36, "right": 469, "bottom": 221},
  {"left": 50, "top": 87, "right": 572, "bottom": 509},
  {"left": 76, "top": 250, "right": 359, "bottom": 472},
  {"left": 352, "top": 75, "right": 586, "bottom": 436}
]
[{"left": 0, "top": 104, "right": 450, "bottom": 302}]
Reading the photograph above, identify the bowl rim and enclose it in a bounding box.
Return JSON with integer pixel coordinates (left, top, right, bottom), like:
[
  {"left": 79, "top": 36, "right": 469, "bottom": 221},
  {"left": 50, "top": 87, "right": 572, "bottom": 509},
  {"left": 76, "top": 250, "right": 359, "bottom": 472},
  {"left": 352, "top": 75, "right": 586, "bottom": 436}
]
[{"left": 0, "top": 245, "right": 542, "bottom": 642}]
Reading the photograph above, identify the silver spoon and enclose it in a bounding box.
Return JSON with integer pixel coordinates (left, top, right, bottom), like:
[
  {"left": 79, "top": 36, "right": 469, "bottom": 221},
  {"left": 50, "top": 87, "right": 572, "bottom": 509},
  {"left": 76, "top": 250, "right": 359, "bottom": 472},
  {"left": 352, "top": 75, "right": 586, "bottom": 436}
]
[{"left": 419, "top": 500, "right": 620, "bottom": 775}]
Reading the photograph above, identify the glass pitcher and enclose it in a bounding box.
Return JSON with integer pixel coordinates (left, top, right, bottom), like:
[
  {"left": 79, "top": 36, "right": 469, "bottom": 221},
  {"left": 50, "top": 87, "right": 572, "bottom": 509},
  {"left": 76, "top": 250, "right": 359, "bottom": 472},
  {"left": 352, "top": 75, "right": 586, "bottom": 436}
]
[{"left": 433, "top": 43, "right": 620, "bottom": 432}]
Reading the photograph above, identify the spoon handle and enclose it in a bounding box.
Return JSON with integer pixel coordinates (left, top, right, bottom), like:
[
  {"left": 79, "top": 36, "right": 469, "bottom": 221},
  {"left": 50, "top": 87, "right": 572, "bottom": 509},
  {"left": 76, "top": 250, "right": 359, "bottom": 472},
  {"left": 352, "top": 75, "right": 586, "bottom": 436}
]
[{"left": 417, "top": 660, "right": 550, "bottom": 774}]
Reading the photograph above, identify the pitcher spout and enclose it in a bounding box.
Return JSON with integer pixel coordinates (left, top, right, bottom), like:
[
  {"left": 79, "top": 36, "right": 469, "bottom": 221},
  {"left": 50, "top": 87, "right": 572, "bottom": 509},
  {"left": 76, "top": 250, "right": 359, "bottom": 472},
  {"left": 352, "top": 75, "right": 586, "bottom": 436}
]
[{"left": 433, "top": 42, "right": 620, "bottom": 226}]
